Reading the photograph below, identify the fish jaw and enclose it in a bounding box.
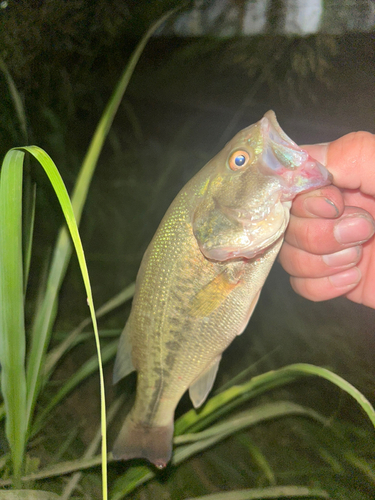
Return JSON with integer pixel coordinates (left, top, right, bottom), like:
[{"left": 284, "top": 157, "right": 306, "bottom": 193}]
[{"left": 260, "top": 110, "right": 333, "bottom": 200}]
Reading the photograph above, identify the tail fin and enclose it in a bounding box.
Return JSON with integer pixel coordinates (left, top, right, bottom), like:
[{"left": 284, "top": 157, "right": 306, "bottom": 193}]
[{"left": 112, "top": 414, "right": 174, "bottom": 469}]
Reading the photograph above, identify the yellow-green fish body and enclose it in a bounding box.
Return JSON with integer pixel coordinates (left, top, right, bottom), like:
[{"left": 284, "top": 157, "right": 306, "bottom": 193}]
[{"left": 113, "top": 111, "right": 332, "bottom": 468}]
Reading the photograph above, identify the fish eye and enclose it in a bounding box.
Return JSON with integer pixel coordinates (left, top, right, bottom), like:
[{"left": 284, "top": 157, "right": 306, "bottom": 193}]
[{"left": 228, "top": 149, "right": 253, "bottom": 171}]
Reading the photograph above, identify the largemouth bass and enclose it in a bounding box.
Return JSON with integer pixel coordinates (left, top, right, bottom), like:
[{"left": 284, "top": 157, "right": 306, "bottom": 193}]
[{"left": 113, "top": 111, "right": 332, "bottom": 468}]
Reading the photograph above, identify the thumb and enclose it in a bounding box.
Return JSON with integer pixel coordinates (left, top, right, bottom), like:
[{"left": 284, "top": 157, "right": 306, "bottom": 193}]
[{"left": 304, "top": 131, "right": 375, "bottom": 196}]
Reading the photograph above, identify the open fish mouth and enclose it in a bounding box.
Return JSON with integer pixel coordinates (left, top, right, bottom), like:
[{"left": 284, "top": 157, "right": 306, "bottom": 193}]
[{"left": 259, "top": 111, "right": 333, "bottom": 196}]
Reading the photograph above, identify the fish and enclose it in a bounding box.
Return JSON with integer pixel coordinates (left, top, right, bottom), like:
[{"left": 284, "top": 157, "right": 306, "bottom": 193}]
[{"left": 112, "top": 110, "right": 332, "bottom": 469}]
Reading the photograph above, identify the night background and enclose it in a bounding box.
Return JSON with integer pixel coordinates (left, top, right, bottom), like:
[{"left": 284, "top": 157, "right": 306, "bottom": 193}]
[{"left": 0, "top": 1, "right": 374, "bottom": 499}]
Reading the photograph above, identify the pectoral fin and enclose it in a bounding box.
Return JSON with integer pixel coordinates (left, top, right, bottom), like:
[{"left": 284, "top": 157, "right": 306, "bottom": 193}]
[
  {"left": 189, "top": 356, "right": 221, "bottom": 409},
  {"left": 189, "top": 268, "right": 242, "bottom": 318},
  {"left": 113, "top": 322, "right": 135, "bottom": 384}
]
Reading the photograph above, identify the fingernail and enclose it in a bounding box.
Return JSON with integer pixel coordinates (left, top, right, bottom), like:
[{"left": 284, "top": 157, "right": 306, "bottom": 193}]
[
  {"left": 322, "top": 246, "right": 361, "bottom": 267},
  {"left": 329, "top": 267, "right": 361, "bottom": 288},
  {"left": 304, "top": 197, "right": 339, "bottom": 218},
  {"left": 334, "top": 215, "right": 375, "bottom": 244}
]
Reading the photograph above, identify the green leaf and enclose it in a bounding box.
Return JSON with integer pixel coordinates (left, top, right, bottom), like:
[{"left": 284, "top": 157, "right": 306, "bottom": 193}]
[
  {"left": 0, "top": 57, "right": 28, "bottom": 142},
  {"left": 43, "top": 282, "right": 135, "bottom": 379},
  {"left": 110, "top": 402, "right": 326, "bottom": 499},
  {"left": 0, "top": 491, "right": 60, "bottom": 500},
  {"left": 0, "top": 150, "right": 27, "bottom": 481},
  {"left": 110, "top": 363, "right": 375, "bottom": 498},
  {"left": 13, "top": 145, "right": 108, "bottom": 498},
  {"left": 282, "top": 364, "right": 375, "bottom": 428},
  {"left": 183, "top": 485, "right": 330, "bottom": 499},
  {"left": 32, "top": 341, "right": 118, "bottom": 436}
]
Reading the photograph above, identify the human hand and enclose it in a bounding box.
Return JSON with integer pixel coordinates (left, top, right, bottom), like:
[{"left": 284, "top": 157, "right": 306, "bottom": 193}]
[{"left": 279, "top": 132, "right": 375, "bottom": 309}]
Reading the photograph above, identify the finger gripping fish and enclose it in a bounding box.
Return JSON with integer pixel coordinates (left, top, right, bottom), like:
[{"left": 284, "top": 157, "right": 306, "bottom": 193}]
[{"left": 112, "top": 111, "right": 332, "bottom": 468}]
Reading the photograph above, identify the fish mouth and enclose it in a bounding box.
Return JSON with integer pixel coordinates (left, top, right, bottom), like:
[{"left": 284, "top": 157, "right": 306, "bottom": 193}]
[{"left": 259, "top": 111, "right": 333, "bottom": 196}]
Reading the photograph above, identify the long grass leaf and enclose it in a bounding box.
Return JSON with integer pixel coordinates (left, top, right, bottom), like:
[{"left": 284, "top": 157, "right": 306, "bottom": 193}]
[
  {"left": 43, "top": 282, "right": 135, "bottom": 378},
  {"left": 22, "top": 182, "right": 36, "bottom": 294},
  {"left": 236, "top": 435, "right": 276, "bottom": 485},
  {"left": 32, "top": 341, "right": 118, "bottom": 436},
  {"left": 60, "top": 398, "right": 125, "bottom": 500},
  {"left": 110, "top": 362, "right": 375, "bottom": 498},
  {"left": 0, "top": 455, "right": 111, "bottom": 487},
  {"left": 15, "top": 145, "right": 108, "bottom": 498},
  {"left": 171, "top": 403, "right": 325, "bottom": 466},
  {"left": 0, "top": 491, "right": 60, "bottom": 500},
  {"left": 110, "top": 402, "right": 326, "bottom": 499},
  {"left": 0, "top": 150, "right": 27, "bottom": 482},
  {"left": 282, "top": 364, "right": 375, "bottom": 427},
  {"left": 173, "top": 402, "right": 326, "bottom": 445},
  {"left": 0, "top": 57, "right": 28, "bottom": 142},
  {"left": 183, "top": 486, "right": 330, "bottom": 499}
]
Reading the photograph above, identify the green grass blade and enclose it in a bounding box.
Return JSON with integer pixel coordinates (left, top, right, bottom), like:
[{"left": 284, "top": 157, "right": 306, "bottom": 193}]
[
  {"left": 0, "top": 150, "right": 27, "bottom": 482},
  {"left": 22, "top": 182, "right": 36, "bottom": 295},
  {"left": 173, "top": 402, "right": 326, "bottom": 445},
  {"left": 281, "top": 364, "right": 375, "bottom": 428},
  {"left": 0, "top": 57, "right": 28, "bottom": 142},
  {"left": 183, "top": 486, "right": 331, "bottom": 499},
  {"left": 175, "top": 363, "right": 375, "bottom": 436},
  {"left": 174, "top": 371, "right": 299, "bottom": 436},
  {"left": 60, "top": 397, "right": 124, "bottom": 500},
  {"left": 110, "top": 362, "right": 375, "bottom": 498},
  {"left": 172, "top": 402, "right": 325, "bottom": 466},
  {"left": 16, "top": 145, "right": 108, "bottom": 498},
  {"left": 0, "top": 455, "right": 111, "bottom": 487},
  {"left": 236, "top": 435, "right": 276, "bottom": 485},
  {"left": 43, "top": 282, "right": 135, "bottom": 379},
  {"left": 0, "top": 492, "right": 61, "bottom": 500},
  {"left": 110, "top": 402, "right": 326, "bottom": 499},
  {"left": 32, "top": 341, "right": 118, "bottom": 436}
]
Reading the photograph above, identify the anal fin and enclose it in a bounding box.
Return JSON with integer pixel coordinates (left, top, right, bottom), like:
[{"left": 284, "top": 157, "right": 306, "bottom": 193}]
[
  {"left": 113, "top": 321, "right": 135, "bottom": 384},
  {"left": 189, "top": 355, "right": 221, "bottom": 409}
]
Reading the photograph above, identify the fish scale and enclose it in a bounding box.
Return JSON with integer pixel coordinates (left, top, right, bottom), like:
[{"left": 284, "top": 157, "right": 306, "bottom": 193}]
[{"left": 112, "top": 111, "right": 332, "bottom": 469}]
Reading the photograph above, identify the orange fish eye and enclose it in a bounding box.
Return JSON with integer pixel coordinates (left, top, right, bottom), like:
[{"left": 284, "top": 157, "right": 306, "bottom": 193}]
[{"left": 228, "top": 149, "right": 253, "bottom": 171}]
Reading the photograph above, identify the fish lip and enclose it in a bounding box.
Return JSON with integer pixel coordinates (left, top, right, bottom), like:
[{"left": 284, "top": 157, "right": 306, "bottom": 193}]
[{"left": 261, "top": 110, "right": 299, "bottom": 149}]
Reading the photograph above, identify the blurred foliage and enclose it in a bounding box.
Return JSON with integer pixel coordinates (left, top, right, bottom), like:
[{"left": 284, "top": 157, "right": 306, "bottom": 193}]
[
  {"left": 220, "top": 36, "right": 338, "bottom": 105},
  {"left": 0, "top": 0, "right": 185, "bottom": 155}
]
